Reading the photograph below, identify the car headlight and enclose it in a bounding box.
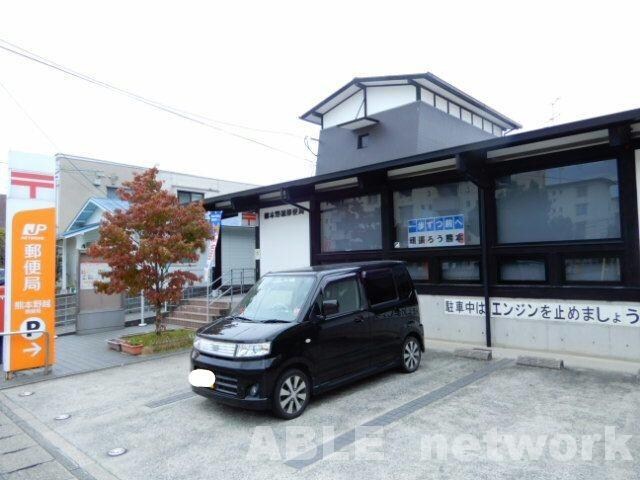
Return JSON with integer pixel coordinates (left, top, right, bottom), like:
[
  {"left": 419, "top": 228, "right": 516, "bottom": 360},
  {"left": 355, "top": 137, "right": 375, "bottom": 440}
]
[
  {"left": 193, "top": 337, "right": 271, "bottom": 358},
  {"left": 235, "top": 342, "right": 271, "bottom": 358}
]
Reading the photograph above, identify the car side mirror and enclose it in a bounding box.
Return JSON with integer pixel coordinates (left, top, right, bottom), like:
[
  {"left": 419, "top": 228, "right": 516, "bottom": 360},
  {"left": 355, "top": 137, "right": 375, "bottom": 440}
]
[{"left": 322, "top": 299, "right": 339, "bottom": 317}]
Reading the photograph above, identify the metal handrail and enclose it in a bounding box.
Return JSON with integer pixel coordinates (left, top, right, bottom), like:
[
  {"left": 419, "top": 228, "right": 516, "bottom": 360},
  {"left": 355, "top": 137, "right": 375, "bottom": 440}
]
[
  {"left": 1, "top": 330, "right": 52, "bottom": 380},
  {"left": 206, "top": 268, "right": 256, "bottom": 320},
  {"left": 159, "top": 267, "right": 256, "bottom": 322}
]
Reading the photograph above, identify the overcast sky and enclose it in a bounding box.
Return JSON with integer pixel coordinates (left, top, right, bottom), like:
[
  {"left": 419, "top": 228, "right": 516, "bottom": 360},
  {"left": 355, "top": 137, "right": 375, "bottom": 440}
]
[{"left": 1, "top": 1, "right": 639, "bottom": 193}]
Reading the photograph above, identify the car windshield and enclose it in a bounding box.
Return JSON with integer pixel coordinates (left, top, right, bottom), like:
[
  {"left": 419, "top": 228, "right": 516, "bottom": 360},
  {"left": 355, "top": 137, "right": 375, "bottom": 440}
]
[{"left": 231, "top": 274, "right": 316, "bottom": 322}]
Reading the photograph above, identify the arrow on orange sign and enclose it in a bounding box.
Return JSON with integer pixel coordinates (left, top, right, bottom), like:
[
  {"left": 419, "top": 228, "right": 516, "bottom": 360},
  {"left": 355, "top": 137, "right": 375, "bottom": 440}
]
[{"left": 24, "top": 342, "right": 42, "bottom": 357}]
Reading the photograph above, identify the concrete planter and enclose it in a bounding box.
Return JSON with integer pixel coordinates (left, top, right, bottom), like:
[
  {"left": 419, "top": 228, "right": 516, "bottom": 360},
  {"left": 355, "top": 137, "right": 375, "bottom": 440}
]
[{"left": 106, "top": 339, "right": 123, "bottom": 352}]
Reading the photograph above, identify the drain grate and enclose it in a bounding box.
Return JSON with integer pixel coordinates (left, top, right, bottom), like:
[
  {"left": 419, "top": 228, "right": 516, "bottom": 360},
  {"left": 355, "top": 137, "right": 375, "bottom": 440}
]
[{"left": 146, "top": 390, "right": 196, "bottom": 408}]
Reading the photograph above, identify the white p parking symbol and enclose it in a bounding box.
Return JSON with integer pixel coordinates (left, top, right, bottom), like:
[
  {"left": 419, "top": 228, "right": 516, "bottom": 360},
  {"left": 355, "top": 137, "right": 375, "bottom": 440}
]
[{"left": 20, "top": 317, "right": 44, "bottom": 339}]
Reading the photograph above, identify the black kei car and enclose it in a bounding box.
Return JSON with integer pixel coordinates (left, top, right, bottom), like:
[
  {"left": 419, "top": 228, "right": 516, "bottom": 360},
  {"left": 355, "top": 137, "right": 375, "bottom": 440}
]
[{"left": 191, "top": 261, "right": 424, "bottom": 419}]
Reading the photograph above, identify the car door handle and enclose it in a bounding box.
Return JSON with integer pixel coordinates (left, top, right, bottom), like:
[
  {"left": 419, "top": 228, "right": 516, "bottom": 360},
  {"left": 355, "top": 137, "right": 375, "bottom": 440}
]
[{"left": 354, "top": 316, "right": 364, "bottom": 323}]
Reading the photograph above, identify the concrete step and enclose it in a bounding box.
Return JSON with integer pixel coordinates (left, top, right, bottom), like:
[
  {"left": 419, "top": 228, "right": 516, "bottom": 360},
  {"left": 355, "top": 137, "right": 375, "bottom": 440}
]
[
  {"left": 167, "top": 294, "right": 245, "bottom": 330},
  {"left": 165, "top": 317, "right": 210, "bottom": 330},
  {"left": 184, "top": 298, "right": 210, "bottom": 307},
  {"left": 174, "top": 304, "right": 229, "bottom": 316},
  {"left": 183, "top": 296, "right": 244, "bottom": 309},
  {"left": 211, "top": 300, "right": 234, "bottom": 309},
  {"left": 169, "top": 311, "right": 221, "bottom": 321}
]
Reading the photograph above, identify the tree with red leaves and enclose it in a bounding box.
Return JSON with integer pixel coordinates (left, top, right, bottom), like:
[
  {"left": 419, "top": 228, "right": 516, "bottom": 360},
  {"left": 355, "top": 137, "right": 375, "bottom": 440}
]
[{"left": 88, "top": 168, "right": 212, "bottom": 335}]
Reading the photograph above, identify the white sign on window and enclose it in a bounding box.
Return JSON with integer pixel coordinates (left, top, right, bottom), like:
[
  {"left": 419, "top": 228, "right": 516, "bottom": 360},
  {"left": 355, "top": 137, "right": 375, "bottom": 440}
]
[
  {"left": 408, "top": 215, "right": 464, "bottom": 248},
  {"left": 80, "top": 262, "right": 110, "bottom": 290},
  {"left": 444, "top": 297, "right": 640, "bottom": 327}
]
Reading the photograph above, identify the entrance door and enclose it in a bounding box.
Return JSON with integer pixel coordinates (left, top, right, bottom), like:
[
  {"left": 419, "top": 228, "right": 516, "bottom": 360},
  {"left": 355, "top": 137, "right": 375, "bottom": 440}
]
[{"left": 221, "top": 225, "right": 256, "bottom": 291}]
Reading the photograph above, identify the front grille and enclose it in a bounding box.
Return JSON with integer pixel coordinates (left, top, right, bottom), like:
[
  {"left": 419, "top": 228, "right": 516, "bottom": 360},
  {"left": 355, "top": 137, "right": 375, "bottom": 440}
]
[
  {"left": 214, "top": 372, "right": 239, "bottom": 396},
  {"left": 196, "top": 338, "right": 236, "bottom": 358}
]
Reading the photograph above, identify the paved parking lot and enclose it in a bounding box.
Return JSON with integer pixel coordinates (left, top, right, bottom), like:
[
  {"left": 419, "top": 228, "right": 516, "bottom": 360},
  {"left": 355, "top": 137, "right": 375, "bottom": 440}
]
[
  {"left": 0, "top": 349, "right": 638, "bottom": 480},
  {"left": 0, "top": 325, "right": 183, "bottom": 390}
]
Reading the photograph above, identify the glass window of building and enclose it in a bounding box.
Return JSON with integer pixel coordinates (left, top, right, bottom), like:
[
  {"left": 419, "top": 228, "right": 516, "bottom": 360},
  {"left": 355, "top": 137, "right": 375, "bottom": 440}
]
[
  {"left": 472, "top": 114, "right": 483, "bottom": 128},
  {"left": 435, "top": 95, "right": 448, "bottom": 112},
  {"left": 575, "top": 203, "right": 588, "bottom": 216},
  {"left": 405, "top": 261, "right": 429, "bottom": 281},
  {"left": 106, "top": 186, "right": 119, "bottom": 199},
  {"left": 357, "top": 133, "right": 370, "bottom": 149},
  {"left": 564, "top": 257, "right": 621, "bottom": 282},
  {"left": 483, "top": 119, "right": 493, "bottom": 133},
  {"left": 178, "top": 190, "right": 205, "bottom": 204},
  {"left": 441, "top": 259, "right": 480, "bottom": 281},
  {"left": 320, "top": 194, "right": 382, "bottom": 252},
  {"left": 492, "top": 124, "right": 503, "bottom": 136},
  {"left": 499, "top": 259, "right": 546, "bottom": 282},
  {"left": 461, "top": 109, "right": 472, "bottom": 124},
  {"left": 421, "top": 88, "right": 435, "bottom": 106},
  {"left": 495, "top": 159, "right": 620, "bottom": 243},
  {"left": 449, "top": 103, "right": 461, "bottom": 119},
  {"left": 393, "top": 181, "right": 480, "bottom": 248}
]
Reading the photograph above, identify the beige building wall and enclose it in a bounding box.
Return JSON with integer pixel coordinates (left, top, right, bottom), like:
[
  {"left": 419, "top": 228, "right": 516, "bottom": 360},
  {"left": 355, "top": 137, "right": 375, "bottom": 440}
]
[{"left": 57, "top": 154, "right": 255, "bottom": 232}]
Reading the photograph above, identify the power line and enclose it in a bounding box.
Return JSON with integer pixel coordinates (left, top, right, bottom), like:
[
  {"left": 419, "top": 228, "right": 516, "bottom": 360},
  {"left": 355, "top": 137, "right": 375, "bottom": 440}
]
[
  {"left": 304, "top": 136, "right": 318, "bottom": 157},
  {"left": 0, "top": 77, "right": 111, "bottom": 197},
  {"left": 0, "top": 38, "right": 315, "bottom": 165},
  {"left": 0, "top": 78, "right": 60, "bottom": 151},
  {"left": 167, "top": 107, "right": 307, "bottom": 139}
]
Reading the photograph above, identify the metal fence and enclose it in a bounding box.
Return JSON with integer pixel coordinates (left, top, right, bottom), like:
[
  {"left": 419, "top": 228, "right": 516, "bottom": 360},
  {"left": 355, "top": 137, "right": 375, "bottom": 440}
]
[
  {"left": 124, "top": 294, "right": 152, "bottom": 315},
  {"left": 55, "top": 293, "right": 78, "bottom": 335},
  {"left": 207, "top": 267, "right": 256, "bottom": 306},
  {"left": 53, "top": 266, "right": 251, "bottom": 330}
]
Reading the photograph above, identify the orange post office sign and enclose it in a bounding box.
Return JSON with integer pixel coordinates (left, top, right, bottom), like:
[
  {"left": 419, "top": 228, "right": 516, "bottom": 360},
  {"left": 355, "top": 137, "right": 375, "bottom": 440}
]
[
  {"left": 7, "top": 209, "right": 56, "bottom": 371},
  {"left": 3, "top": 152, "right": 57, "bottom": 373}
]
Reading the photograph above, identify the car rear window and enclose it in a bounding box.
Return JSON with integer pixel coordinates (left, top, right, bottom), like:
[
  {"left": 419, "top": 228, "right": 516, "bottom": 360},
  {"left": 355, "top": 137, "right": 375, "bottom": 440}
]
[
  {"left": 393, "top": 265, "right": 413, "bottom": 299},
  {"left": 363, "top": 268, "right": 397, "bottom": 306}
]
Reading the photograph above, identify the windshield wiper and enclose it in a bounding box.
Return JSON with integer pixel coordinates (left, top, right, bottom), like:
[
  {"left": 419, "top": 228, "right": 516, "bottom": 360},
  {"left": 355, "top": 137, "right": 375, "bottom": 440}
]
[
  {"left": 259, "top": 319, "right": 291, "bottom": 323},
  {"left": 231, "top": 315, "right": 255, "bottom": 322}
]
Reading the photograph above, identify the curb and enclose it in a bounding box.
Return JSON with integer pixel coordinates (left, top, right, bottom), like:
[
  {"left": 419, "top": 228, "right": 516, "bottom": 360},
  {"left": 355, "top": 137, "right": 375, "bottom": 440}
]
[
  {"left": 454, "top": 348, "right": 492, "bottom": 361},
  {"left": 516, "top": 355, "right": 564, "bottom": 370}
]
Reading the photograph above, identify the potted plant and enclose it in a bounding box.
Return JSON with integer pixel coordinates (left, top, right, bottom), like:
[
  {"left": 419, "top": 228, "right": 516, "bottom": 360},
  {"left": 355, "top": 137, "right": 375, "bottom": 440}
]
[{"left": 121, "top": 339, "right": 144, "bottom": 356}]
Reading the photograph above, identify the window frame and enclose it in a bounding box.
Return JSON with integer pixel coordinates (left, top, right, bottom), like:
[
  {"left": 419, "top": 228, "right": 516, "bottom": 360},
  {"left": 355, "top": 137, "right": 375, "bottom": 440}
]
[
  {"left": 106, "top": 186, "right": 119, "bottom": 199},
  {"left": 435, "top": 95, "right": 448, "bottom": 112},
  {"left": 497, "top": 255, "right": 548, "bottom": 285},
  {"left": 491, "top": 154, "right": 623, "bottom": 247},
  {"left": 357, "top": 133, "right": 370, "bottom": 149},
  {"left": 486, "top": 147, "right": 631, "bottom": 293},
  {"left": 309, "top": 143, "right": 639, "bottom": 301},
  {"left": 440, "top": 257, "right": 482, "bottom": 284},
  {"left": 318, "top": 190, "right": 384, "bottom": 254},
  {"left": 561, "top": 253, "right": 623, "bottom": 286},
  {"left": 389, "top": 171, "right": 482, "bottom": 252},
  {"left": 402, "top": 259, "right": 431, "bottom": 282},
  {"left": 177, "top": 190, "right": 205, "bottom": 205}
]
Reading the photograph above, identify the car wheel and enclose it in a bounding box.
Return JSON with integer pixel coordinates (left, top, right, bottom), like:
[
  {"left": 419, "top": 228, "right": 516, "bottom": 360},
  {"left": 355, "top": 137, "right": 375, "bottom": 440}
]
[
  {"left": 401, "top": 336, "right": 421, "bottom": 373},
  {"left": 272, "top": 369, "right": 311, "bottom": 419}
]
